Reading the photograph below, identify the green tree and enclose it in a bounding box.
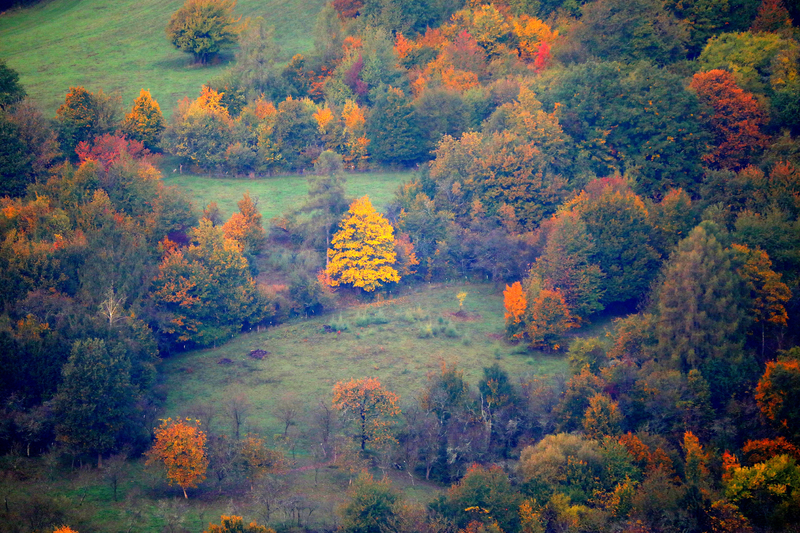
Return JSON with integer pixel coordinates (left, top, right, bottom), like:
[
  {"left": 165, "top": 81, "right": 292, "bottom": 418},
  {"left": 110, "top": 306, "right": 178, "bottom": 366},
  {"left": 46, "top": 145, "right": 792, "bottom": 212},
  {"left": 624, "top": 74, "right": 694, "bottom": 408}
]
[
  {"left": 166, "top": 0, "right": 240, "bottom": 64},
  {"left": 339, "top": 471, "right": 401, "bottom": 533},
  {"left": 56, "top": 86, "right": 122, "bottom": 158},
  {"left": 726, "top": 454, "right": 800, "bottom": 528},
  {"left": 54, "top": 338, "right": 136, "bottom": 465},
  {"left": 366, "top": 86, "right": 425, "bottom": 166},
  {"left": 534, "top": 61, "right": 707, "bottom": 197},
  {"left": 576, "top": 0, "right": 690, "bottom": 65},
  {"left": 533, "top": 211, "right": 604, "bottom": 318},
  {"left": 567, "top": 179, "right": 661, "bottom": 305},
  {"left": 152, "top": 219, "right": 272, "bottom": 350},
  {"left": 0, "top": 59, "right": 26, "bottom": 110},
  {"left": 326, "top": 196, "right": 400, "bottom": 292},
  {"left": 654, "top": 222, "right": 754, "bottom": 404},
  {"left": 0, "top": 113, "right": 31, "bottom": 197},
  {"left": 121, "top": 89, "right": 166, "bottom": 150}
]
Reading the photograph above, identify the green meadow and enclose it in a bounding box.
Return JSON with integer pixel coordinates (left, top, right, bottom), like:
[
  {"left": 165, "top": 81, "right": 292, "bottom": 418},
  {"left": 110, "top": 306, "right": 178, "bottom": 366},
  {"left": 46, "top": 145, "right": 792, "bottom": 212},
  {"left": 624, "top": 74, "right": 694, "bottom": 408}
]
[
  {"left": 0, "top": 0, "right": 326, "bottom": 118},
  {"left": 161, "top": 166, "right": 415, "bottom": 221}
]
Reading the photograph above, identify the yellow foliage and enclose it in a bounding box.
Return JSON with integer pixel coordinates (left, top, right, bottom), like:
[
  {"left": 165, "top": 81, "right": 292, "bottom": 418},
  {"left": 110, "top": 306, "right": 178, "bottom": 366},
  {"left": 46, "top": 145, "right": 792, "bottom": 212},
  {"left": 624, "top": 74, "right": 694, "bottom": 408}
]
[
  {"left": 314, "top": 106, "right": 335, "bottom": 134},
  {"left": 326, "top": 196, "right": 400, "bottom": 292},
  {"left": 512, "top": 15, "right": 557, "bottom": 60},
  {"left": 146, "top": 418, "right": 208, "bottom": 498}
]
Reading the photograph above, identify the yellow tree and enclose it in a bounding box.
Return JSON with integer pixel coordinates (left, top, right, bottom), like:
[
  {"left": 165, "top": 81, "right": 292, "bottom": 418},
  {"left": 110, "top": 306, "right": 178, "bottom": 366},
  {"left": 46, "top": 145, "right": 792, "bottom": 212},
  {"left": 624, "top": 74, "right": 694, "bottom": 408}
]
[
  {"left": 326, "top": 196, "right": 400, "bottom": 292},
  {"left": 527, "top": 288, "right": 574, "bottom": 351},
  {"left": 332, "top": 378, "right": 401, "bottom": 450},
  {"left": 146, "top": 418, "right": 208, "bottom": 498},
  {"left": 121, "top": 89, "right": 166, "bottom": 150}
]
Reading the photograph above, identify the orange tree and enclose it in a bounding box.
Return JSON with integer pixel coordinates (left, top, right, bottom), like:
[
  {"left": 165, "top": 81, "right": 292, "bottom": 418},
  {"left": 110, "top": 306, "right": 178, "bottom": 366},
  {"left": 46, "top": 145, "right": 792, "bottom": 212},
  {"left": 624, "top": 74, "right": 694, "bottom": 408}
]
[
  {"left": 756, "top": 349, "right": 800, "bottom": 441},
  {"left": 325, "top": 196, "right": 400, "bottom": 292},
  {"left": 332, "top": 378, "right": 400, "bottom": 450},
  {"left": 146, "top": 418, "right": 208, "bottom": 498}
]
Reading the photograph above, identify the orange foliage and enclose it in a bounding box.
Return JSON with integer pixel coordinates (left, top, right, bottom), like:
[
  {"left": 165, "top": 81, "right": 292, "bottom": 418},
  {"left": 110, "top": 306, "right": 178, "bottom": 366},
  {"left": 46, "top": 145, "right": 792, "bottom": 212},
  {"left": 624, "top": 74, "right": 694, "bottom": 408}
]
[
  {"left": 333, "top": 0, "right": 363, "bottom": 19},
  {"left": 204, "top": 515, "right": 275, "bottom": 533},
  {"left": 53, "top": 527, "right": 79, "bottom": 533},
  {"left": 682, "top": 431, "right": 709, "bottom": 485},
  {"left": 722, "top": 451, "right": 741, "bottom": 482},
  {"left": 394, "top": 232, "right": 420, "bottom": 277},
  {"left": 394, "top": 32, "right": 414, "bottom": 59},
  {"left": 755, "top": 358, "right": 800, "bottom": 425},
  {"left": 527, "top": 288, "right": 574, "bottom": 350},
  {"left": 146, "top": 418, "right": 208, "bottom": 498},
  {"left": 503, "top": 281, "right": 527, "bottom": 330},
  {"left": 512, "top": 15, "right": 557, "bottom": 61},
  {"left": 619, "top": 432, "right": 675, "bottom": 475},
  {"left": 742, "top": 437, "right": 800, "bottom": 464},
  {"left": 690, "top": 69, "right": 769, "bottom": 170},
  {"left": 732, "top": 243, "right": 791, "bottom": 327},
  {"left": 313, "top": 106, "right": 335, "bottom": 134},
  {"left": 441, "top": 67, "right": 480, "bottom": 92},
  {"left": 341, "top": 100, "right": 366, "bottom": 134},
  {"left": 332, "top": 377, "right": 401, "bottom": 450}
]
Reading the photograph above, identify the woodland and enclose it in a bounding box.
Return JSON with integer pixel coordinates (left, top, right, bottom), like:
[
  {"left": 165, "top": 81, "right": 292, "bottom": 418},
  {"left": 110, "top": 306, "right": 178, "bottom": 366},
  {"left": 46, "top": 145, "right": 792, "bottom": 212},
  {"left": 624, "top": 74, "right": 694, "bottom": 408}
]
[{"left": 1, "top": 0, "right": 800, "bottom": 531}]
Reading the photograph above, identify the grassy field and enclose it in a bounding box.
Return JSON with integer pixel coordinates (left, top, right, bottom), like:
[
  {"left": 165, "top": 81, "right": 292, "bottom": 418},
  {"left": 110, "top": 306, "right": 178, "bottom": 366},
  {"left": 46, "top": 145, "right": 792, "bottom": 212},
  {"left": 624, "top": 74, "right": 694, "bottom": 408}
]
[
  {"left": 161, "top": 167, "right": 415, "bottom": 222},
  {"left": 0, "top": 0, "right": 325, "bottom": 118},
  {"left": 157, "top": 281, "right": 605, "bottom": 437}
]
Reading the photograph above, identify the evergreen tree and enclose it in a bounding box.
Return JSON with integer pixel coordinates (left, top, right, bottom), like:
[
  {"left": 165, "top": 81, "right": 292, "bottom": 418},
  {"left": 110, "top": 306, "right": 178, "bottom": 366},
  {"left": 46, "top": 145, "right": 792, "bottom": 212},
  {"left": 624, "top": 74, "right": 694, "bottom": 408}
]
[
  {"left": 366, "top": 86, "right": 425, "bottom": 166},
  {"left": 654, "top": 222, "right": 754, "bottom": 404},
  {"left": 54, "top": 338, "right": 136, "bottom": 465}
]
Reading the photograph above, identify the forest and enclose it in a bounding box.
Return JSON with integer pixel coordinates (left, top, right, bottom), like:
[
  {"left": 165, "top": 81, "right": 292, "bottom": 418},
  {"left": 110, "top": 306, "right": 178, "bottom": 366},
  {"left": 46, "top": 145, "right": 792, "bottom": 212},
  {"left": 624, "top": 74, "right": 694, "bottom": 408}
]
[{"left": 1, "top": 0, "right": 800, "bottom": 531}]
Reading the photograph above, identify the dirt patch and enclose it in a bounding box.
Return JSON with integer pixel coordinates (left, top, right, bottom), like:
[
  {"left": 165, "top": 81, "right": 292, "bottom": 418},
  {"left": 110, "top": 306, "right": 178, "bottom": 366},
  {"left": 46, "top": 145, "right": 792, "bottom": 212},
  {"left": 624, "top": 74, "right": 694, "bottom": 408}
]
[
  {"left": 448, "top": 310, "right": 482, "bottom": 321},
  {"left": 249, "top": 349, "right": 270, "bottom": 360},
  {"left": 217, "top": 358, "right": 234, "bottom": 365},
  {"left": 485, "top": 333, "right": 506, "bottom": 341}
]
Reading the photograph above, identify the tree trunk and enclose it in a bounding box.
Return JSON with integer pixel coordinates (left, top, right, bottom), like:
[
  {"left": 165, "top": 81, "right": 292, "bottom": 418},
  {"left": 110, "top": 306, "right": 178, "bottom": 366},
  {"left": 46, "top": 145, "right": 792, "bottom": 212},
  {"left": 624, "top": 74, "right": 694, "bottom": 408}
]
[{"left": 183, "top": 486, "right": 188, "bottom": 499}]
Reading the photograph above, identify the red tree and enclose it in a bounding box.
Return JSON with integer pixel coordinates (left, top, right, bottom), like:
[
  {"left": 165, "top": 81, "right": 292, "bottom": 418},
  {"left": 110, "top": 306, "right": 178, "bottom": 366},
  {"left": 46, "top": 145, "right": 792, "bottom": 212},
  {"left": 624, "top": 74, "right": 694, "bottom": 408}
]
[{"left": 690, "top": 69, "right": 769, "bottom": 170}]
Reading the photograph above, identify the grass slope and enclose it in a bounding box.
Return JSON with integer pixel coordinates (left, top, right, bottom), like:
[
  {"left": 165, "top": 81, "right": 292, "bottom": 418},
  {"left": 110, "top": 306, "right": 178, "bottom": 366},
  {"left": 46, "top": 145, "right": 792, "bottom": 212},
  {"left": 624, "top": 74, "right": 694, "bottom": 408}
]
[
  {"left": 0, "top": 0, "right": 325, "bottom": 118},
  {"left": 162, "top": 169, "right": 414, "bottom": 222},
  {"left": 158, "top": 282, "right": 576, "bottom": 436}
]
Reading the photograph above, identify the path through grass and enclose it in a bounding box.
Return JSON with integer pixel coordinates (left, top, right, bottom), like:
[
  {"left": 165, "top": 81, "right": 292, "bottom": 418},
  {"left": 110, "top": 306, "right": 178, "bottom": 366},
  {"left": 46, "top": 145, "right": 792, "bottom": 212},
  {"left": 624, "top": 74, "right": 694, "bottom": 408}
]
[{"left": 0, "top": 0, "right": 325, "bottom": 117}]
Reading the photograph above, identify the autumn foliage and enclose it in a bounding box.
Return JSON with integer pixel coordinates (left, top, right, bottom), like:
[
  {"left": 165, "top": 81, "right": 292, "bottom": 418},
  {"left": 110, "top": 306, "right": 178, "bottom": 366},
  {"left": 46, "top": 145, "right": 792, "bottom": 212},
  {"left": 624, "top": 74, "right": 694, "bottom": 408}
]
[
  {"left": 332, "top": 377, "right": 400, "bottom": 450},
  {"left": 691, "top": 69, "right": 770, "bottom": 170},
  {"left": 146, "top": 417, "right": 208, "bottom": 498},
  {"left": 326, "top": 196, "right": 400, "bottom": 292}
]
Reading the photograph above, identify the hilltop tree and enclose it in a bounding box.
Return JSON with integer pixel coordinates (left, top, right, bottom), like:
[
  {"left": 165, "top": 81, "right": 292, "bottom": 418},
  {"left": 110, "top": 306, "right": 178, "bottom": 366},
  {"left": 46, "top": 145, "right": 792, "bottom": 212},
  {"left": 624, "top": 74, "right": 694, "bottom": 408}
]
[
  {"left": 54, "top": 338, "right": 136, "bottom": 466},
  {"left": 120, "top": 89, "right": 166, "bottom": 150},
  {"left": 326, "top": 196, "right": 400, "bottom": 292},
  {"left": 166, "top": 0, "right": 240, "bottom": 64},
  {"left": 146, "top": 418, "right": 208, "bottom": 498},
  {"left": 332, "top": 377, "right": 400, "bottom": 450}
]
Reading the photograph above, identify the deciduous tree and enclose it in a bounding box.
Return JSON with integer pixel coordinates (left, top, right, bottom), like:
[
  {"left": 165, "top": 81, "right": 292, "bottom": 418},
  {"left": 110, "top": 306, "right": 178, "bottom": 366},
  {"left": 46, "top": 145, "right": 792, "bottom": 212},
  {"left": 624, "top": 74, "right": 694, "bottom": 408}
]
[
  {"left": 756, "top": 351, "right": 800, "bottom": 441},
  {"left": 332, "top": 377, "right": 401, "bottom": 450},
  {"left": 146, "top": 417, "right": 208, "bottom": 498},
  {"left": 691, "top": 69, "right": 769, "bottom": 170},
  {"left": 204, "top": 515, "right": 275, "bottom": 533},
  {"left": 326, "top": 196, "right": 400, "bottom": 292},
  {"left": 166, "top": 0, "right": 240, "bottom": 64},
  {"left": 120, "top": 89, "right": 166, "bottom": 150}
]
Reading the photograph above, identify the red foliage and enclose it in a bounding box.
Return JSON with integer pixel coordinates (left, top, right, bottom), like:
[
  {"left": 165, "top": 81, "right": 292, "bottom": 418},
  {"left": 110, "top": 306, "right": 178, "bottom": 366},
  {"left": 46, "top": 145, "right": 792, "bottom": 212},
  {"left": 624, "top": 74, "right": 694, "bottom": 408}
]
[
  {"left": 76, "top": 133, "right": 152, "bottom": 168},
  {"left": 534, "top": 41, "right": 551, "bottom": 73},
  {"left": 344, "top": 55, "right": 369, "bottom": 97},
  {"left": 742, "top": 437, "right": 800, "bottom": 464},
  {"left": 690, "top": 69, "right": 769, "bottom": 170},
  {"left": 333, "top": 0, "right": 363, "bottom": 19}
]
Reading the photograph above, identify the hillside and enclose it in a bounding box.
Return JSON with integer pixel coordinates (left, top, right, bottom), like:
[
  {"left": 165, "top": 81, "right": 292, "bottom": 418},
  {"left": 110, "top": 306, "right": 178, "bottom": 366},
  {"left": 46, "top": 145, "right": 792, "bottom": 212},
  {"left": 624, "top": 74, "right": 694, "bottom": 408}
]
[{"left": 0, "top": 0, "right": 325, "bottom": 117}]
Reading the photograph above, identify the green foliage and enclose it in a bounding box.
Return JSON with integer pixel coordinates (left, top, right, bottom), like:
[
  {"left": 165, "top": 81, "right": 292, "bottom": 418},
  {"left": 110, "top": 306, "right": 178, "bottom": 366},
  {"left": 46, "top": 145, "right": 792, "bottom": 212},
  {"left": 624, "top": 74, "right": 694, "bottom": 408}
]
[
  {"left": 56, "top": 86, "right": 122, "bottom": 158},
  {"left": 166, "top": 0, "right": 240, "bottom": 64},
  {"left": 726, "top": 454, "right": 800, "bottom": 528},
  {"left": 366, "top": 86, "right": 426, "bottom": 166},
  {"left": 338, "top": 471, "right": 401, "bottom": 533},
  {"left": 54, "top": 338, "right": 136, "bottom": 461},
  {"left": 152, "top": 219, "right": 273, "bottom": 350},
  {"left": 0, "top": 59, "right": 26, "bottom": 110},
  {"left": 0, "top": 114, "right": 31, "bottom": 197},
  {"left": 654, "top": 222, "right": 755, "bottom": 404},
  {"left": 534, "top": 61, "right": 707, "bottom": 197},
  {"left": 433, "top": 463, "right": 523, "bottom": 532},
  {"left": 576, "top": 0, "right": 690, "bottom": 65}
]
